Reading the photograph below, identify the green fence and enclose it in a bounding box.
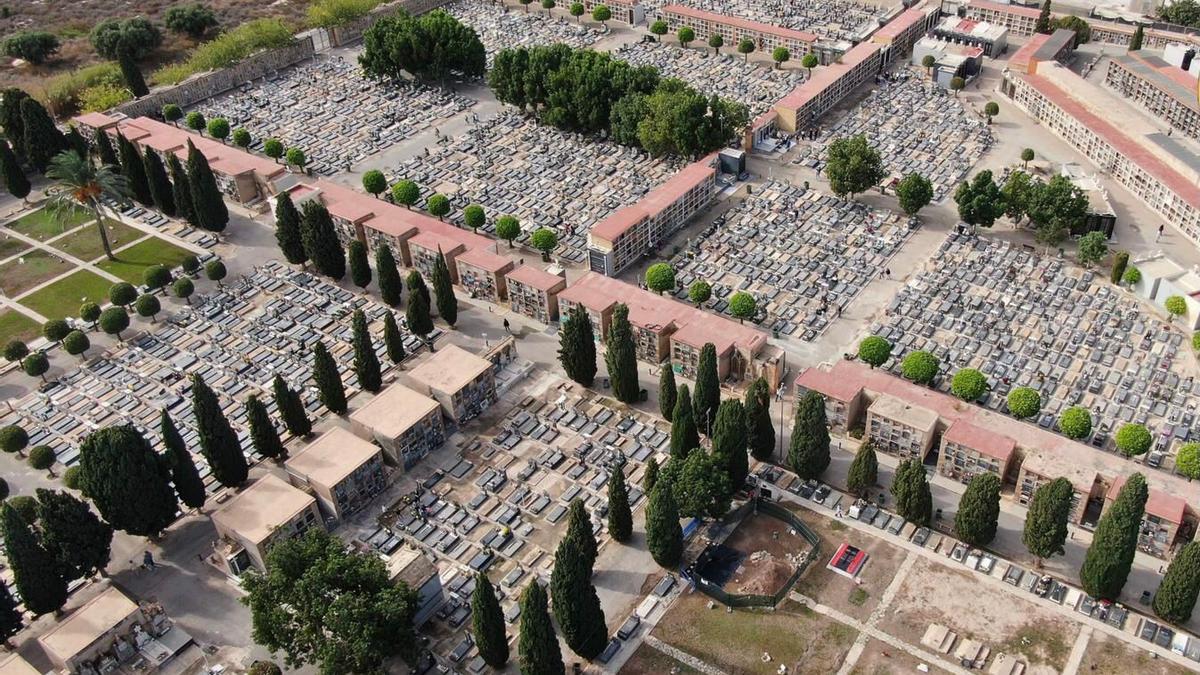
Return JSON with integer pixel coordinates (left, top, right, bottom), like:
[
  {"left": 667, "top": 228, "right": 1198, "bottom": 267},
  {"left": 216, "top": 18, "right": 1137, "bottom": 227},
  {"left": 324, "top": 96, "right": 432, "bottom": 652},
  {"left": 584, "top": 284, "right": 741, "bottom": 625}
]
[{"left": 693, "top": 498, "right": 821, "bottom": 608}]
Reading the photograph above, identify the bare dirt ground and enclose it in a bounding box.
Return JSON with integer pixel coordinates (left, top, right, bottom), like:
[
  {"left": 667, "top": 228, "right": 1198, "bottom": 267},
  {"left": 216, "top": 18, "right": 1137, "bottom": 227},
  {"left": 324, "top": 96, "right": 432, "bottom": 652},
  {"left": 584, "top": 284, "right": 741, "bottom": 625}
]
[
  {"left": 786, "top": 506, "right": 907, "bottom": 622},
  {"left": 849, "top": 638, "right": 952, "bottom": 675},
  {"left": 721, "top": 512, "right": 810, "bottom": 596},
  {"left": 1076, "top": 632, "right": 1196, "bottom": 675},
  {"left": 878, "top": 557, "right": 1077, "bottom": 674}
]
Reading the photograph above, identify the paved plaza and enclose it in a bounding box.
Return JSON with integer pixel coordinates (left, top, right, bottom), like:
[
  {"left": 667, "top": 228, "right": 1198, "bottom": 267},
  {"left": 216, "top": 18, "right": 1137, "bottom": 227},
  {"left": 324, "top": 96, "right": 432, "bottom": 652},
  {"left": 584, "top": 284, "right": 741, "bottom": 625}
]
[
  {"left": 794, "top": 70, "right": 993, "bottom": 201},
  {"left": 387, "top": 112, "right": 683, "bottom": 264},
  {"left": 874, "top": 234, "right": 1196, "bottom": 473},
  {"left": 448, "top": 0, "right": 600, "bottom": 65},
  {"left": 1, "top": 260, "right": 434, "bottom": 493},
  {"left": 672, "top": 179, "right": 913, "bottom": 341},
  {"left": 661, "top": 0, "right": 894, "bottom": 41},
  {"left": 611, "top": 41, "right": 803, "bottom": 116},
  {"left": 192, "top": 55, "right": 475, "bottom": 176}
]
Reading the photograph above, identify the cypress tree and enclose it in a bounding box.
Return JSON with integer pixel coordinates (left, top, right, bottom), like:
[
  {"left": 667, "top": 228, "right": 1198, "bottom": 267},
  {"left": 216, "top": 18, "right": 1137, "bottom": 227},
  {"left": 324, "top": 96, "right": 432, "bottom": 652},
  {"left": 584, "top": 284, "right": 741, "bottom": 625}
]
[
  {"left": 659, "top": 366, "right": 677, "bottom": 421},
  {"left": 550, "top": 536, "right": 607, "bottom": 659},
  {"left": 191, "top": 373, "right": 248, "bottom": 487},
  {"left": 312, "top": 340, "right": 347, "bottom": 414},
  {"left": 35, "top": 488, "right": 113, "bottom": 581},
  {"left": 1, "top": 503, "right": 67, "bottom": 616},
  {"left": 558, "top": 303, "right": 596, "bottom": 386},
  {"left": 670, "top": 384, "right": 698, "bottom": 460},
  {"left": 160, "top": 409, "right": 206, "bottom": 510},
  {"left": 788, "top": 391, "right": 831, "bottom": 479},
  {"left": 518, "top": 582, "right": 564, "bottom": 675},
  {"left": 247, "top": 395, "right": 287, "bottom": 461},
  {"left": 375, "top": 243, "right": 403, "bottom": 306},
  {"left": 406, "top": 271, "right": 434, "bottom": 347},
  {"left": 348, "top": 240, "right": 372, "bottom": 290},
  {"left": 352, "top": 309, "right": 382, "bottom": 393},
  {"left": 274, "top": 191, "right": 306, "bottom": 265},
  {"left": 383, "top": 312, "right": 407, "bottom": 365},
  {"left": 692, "top": 343, "right": 720, "bottom": 435},
  {"left": 78, "top": 425, "right": 178, "bottom": 536},
  {"left": 0, "top": 582, "right": 22, "bottom": 643},
  {"left": 1022, "top": 477, "right": 1074, "bottom": 563},
  {"left": 846, "top": 441, "right": 878, "bottom": 497},
  {"left": 0, "top": 139, "right": 30, "bottom": 202},
  {"left": 186, "top": 140, "right": 229, "bottom": 232},
  {"left": 117, "top": 133, "right": 153, "bottom": 205},
  {"left": 300, "top": 201, "right": 344, "bottom": 279},
  {"left": 471, "top": 573, "right": 509, "bottom": 668},
  {"left": 891, "top": 459, "right": 933, "bottom": 527},
  {"left": 1154, "top": 540, "right": 1200, "bottom": 624},
  {"left": 1080, "top": 473, "right": 1148, "bottom": 600},
  {"left": 607, "top": 467, "right": 632, "bottom": 543},
  {"left": 167, "top": 154, "right": 194, "bottom": 225},
  {"left": 272, "top": 374, "right": 312, "bottom": 437},
  {"left": 117, "top": 49, "right": 149, "bottom": 97},
  {"left": 954, "top": 473, "right": 1001, "bottom": 547},
  {"left": 744, "top": 377, "right": 775, "bottom": 462},
  {"left": 20, "top": 97, "right": 66, "bottom": 173},
  {"left": 563, "top": 499, "right": 597, "bottom": 570},
  {"left": 643, "top": 456, "right": 659, "bottom": 492},
  {"left": 94, "top": 127, "right": 118, "bottom": 167},
  {"left": 142, "top": 147, "right": 175, "bottom": 216},
  {"left": 711, "top": 399, "right": 748, "bottom": 494},
  {"left": 646, "top": 481, "right": 683, "bottom": 568},
  {"left": 605, "top": 303, "right": 640, "bottom": 404},
  {"left": 431, "top": 247, "right": 458, "bottom": 328}
]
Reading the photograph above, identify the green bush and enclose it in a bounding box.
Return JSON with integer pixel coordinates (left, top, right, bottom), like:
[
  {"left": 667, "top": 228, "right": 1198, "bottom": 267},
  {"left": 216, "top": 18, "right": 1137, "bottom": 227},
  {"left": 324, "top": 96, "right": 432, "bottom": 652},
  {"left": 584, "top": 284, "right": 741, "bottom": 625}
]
[{"left": 153, "top": 19, "right": 295, "bottom": 86}]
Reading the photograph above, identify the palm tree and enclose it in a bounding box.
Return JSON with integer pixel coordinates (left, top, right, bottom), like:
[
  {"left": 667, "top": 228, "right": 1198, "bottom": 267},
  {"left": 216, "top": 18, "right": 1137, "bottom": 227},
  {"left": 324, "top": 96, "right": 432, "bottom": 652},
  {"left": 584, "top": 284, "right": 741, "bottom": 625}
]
[{"left": 44, "top": 150, "right": 130, "bottom": 261}]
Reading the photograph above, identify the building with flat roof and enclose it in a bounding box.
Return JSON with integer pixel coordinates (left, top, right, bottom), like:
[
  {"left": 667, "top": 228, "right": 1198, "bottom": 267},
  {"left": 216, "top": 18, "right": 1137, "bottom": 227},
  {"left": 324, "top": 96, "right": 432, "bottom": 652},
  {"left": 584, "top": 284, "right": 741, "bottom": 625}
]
[
  {"left": 965, "top": 0, "right": 1200, "bottom": 49},
  {"left": 350, "top": 382, "right": 446, "bottom": 468},
  {"left": 404, "top": 345, "right": 497, "bottom": 424},
  {"left": 795, "top": 360, "right": 1200, "bottom": 557},
  {"left": 866, "top": 395, "right": 939, "bottom": 460},
  {"left": 506, "top": 264, "right": 567, "bottom": 324},
  {"left": 587, "top": 154, "right": 718, "bottom": 275},
  {"left": 387, "top": 547, "right": 445, "bottom": 626},
  {"left": 37, "top": 585, "right": 184, "bottom": 675},
  {"left": 659, "top": 5, "right": 818, "bottom": 57},
  {"left": 211, "top": 474, "right": 323, "bottom": 575},
  {"left": 1001, "top": 61, "right": 1200, "bottom": 250},
  {"left": 912, "top": 37, "right": 985, "bottom": 88},
  {"left": 285, "top": 427, "right": 387, "bottom": 522},
  {"left": 1105, "top": 50, "right": 1200, "bottom": 140},
  {"left": 931, "top": 15, "right": 1010, "bottom": 57}
]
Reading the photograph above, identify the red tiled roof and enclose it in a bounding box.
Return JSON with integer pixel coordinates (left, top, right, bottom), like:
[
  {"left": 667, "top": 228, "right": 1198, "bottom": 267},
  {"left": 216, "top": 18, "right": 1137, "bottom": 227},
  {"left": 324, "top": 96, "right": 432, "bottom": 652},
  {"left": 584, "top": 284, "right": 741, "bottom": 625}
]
[
  {"left": 505, "top": 265, "right": 566, "bottom": 292},
  {"left": 589, "top": 154, "right": 717, "bottom": 242},
  {"left": 661, "top": 4, "right": 818, "bottom": 43},
  {"left": 1106, "top": 476, "right": 1187, "bottom": 525},
  {"left": 943, "top": 419, "right": 1016, "bottom": 463}
]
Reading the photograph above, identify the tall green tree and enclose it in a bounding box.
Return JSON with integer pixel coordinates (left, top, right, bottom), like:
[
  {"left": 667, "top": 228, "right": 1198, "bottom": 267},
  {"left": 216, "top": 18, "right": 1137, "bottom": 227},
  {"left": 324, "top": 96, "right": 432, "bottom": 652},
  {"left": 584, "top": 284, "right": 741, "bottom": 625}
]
[
  {"left": 518, "top": 582, "right": 564, "bottom": 675},
  {"left": 659, "top": 365, "right": 677, "bottom": 421},
  {"left": 191, "top": 374, "right": 247, "bottom": 487},
  {"left": 605, "top": 303, "right": 640, "bottom": 404},
  {"left": 891, "top": 459, "right": 933, "bottom": 526},
  {"left": 558, "top": 304, "right": 596, "bottom": 386},
  {"left": 273, "top": 374, "right": 312, "bottom": 438},
  {"left": 563, "top": 499, "right": 597, "bottom": 570},
  {"left": 711, "top": 399, "right": 748, "bottom": 494},
  {"left": 312, "top": 341, "right": 348, "bottom": 414},
  {"left": 36, "top": 488, "right": 113, "bottom": 581},
  {"left": 117, "top": 133, "right": 153, "bottom": 205},
  {"left": 788, "top": 391, "right": 831, "bottom": 479},
  {"left": 669, "top": 384, "right": 698, "bottom": 460},
  {"left": 471, "top": 573, "right": 509, "bottom": 668},
  {"left": 300, "top": 201, "right": 345, "bottom": 279},
  {"left": 1154, "top": 541, "right": 1200, "bottom": 624},
  {"left": 646, "top": 481, "right": 683, "bottom": 568},
  {"left": 348, "top": 240, "right": 372, "bottom": 291},
  {"left": 20, "top": 97, "right": 67, "bottom": 174},
  {"left": 160, "top": 409, "right": 206, "bottom": 509},
  {"left": 405, "top": 271, "right": 434, "bottom": 347},
  {"left": 375, "top": 244, "right": 402, "bottom": 306},
  {"left": 383, "top": 312, "right": 407, "bottom": 365},
  {"left": 142, "top": 147, "right": 175, "bottom": 216},
  {"left": 846, "top": 441, "right": 878, "bottom": 497},
  {"left": 274, "top": 191, "right": 306, "bottom": 265},
  {"left": 608, "top": 467, "right": 632, "bottom": 543},
  {"left": 954, "top": 473, "right": 1001, "bottom": 547},
  {"left": 79, "top": 425, "right": 178, "bottom": 536},
  {"left": 167, "top": 154, "right": 194, "bottom": 226},
  {"left": 1, "top": 503, "right": 67, "bottom": 616},
  {"left": 431, "top": 248, "right": 458, "bottom": 328},
  {"left": 692, "top": 343, "right": 720, "bottom": 436},
  {"left": 744, "top": 377, "right": 774, "bottom": 462},
  {"left": 186, "top": 140, "right": 229, "bottom": 232},
  {"left": 825, "top": 135, "right": 885, "bottom": 198},
  {"left": 247, "top": 395, "right": 287, "bottom": 461},
  {"left": 1080, "top": 473, "right": 1147, "bottom": 600},
  {"left": 352, "top": 309, "right": 382, "bottom": 393}
]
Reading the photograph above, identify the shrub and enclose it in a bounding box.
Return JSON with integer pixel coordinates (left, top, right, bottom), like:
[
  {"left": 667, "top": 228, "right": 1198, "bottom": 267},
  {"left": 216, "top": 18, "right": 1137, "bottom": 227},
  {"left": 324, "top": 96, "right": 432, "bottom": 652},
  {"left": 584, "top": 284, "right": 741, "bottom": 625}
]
[
  {"left": 153, "top": 19, "right": 295, "bottom": 86},
  {"left": 1058, "top": 406, "right": 1092, "bottom": 440},
  {"left": 950, "top": 368, "right": 988, "bottom": 402}
]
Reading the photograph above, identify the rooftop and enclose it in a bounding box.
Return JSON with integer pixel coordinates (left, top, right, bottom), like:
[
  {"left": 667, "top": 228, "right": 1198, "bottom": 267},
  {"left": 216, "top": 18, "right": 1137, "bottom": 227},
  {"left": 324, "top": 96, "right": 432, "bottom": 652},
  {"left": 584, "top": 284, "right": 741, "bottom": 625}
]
[
  {"left": 407, "top": 344, "right": 492, "bottom": 394},
  {"left": 286, "top": 427, "right": 382, "bottom": 489},
  {"left": 660, "top": 4, "right": 818, "bottom": 43},
  {"left": 212, "top": 474, "right": 317, "bottom": 545},
  {"left": 943, "top": 419, "right": 1017, "bottom": 462},
  {"left": 350, "top": 382, "right": 442, "bottom": 438},
  {"left": 505, "top": 264, "right": 566, "bottom": 292},
  {"left": 868, "top": 394, "right": 939, "bottom": 431},
  {"left": 39, "top": 586, "right": 139, "bottom": 664}
]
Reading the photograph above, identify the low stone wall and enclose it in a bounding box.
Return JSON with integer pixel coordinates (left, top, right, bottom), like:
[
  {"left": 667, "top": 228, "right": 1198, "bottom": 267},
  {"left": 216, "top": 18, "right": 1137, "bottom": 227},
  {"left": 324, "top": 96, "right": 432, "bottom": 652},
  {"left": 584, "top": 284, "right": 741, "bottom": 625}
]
[
  {"left": 329, "top": 0, "right": 457, "bottom": 46},
  {"left": 112, "top": 37, "right": 316, "bottom": 118}
]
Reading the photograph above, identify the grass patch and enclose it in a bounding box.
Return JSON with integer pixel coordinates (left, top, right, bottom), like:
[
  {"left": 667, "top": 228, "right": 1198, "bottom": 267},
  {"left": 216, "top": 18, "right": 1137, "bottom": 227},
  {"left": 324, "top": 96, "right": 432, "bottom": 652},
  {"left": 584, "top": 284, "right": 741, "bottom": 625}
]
[
  {"left": 20, "top": 270, "right": 114, "bottom": 322},
  {"left": 0, "top": 249, "right": 73, "bottom": 296},
  {"left": 6, "top": 208, "right": 92, "bottom": 241},
  {"left": 995, "top": 620, "right": 1072, "bottom": 671},
  {"left": 50, "top": 220, "right": 145, "bottom": 263},
  {"left": 96, "top": 237, "right": 195, "bottom": 284},
  {"left": 0, "top": 234, "right": 30, "bottom": 261},
  {"left": 0, "top": 310, "right": 40, "bottom": 345},
  {"left": 848, "top": 588, "right": 869, "bottom": 606}
]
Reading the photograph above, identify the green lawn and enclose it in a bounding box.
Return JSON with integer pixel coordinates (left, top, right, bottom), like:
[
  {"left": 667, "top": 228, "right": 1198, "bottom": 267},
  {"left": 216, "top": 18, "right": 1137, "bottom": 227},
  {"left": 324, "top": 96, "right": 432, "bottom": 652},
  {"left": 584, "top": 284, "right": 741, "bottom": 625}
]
[
  {"left": 0, "top": 310, "right": 40, "bottom": 345},
  {"left": 6, "top": 208, "right": 92, "bottom": 241},
  {"left": 0, "top": 234, "right": 29, "bottom": 261},
  {"left": 96, "top": 237, "right": 195, "bottom": 284},
  {"left": 0, "top": 249, "right": 72, "bottom": 296},
  {"left": 50, "top": 220, "right": 146, "bottom": 263},
  {"left": 20, "top": 270, "right": 115, "bottom": 322}
]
